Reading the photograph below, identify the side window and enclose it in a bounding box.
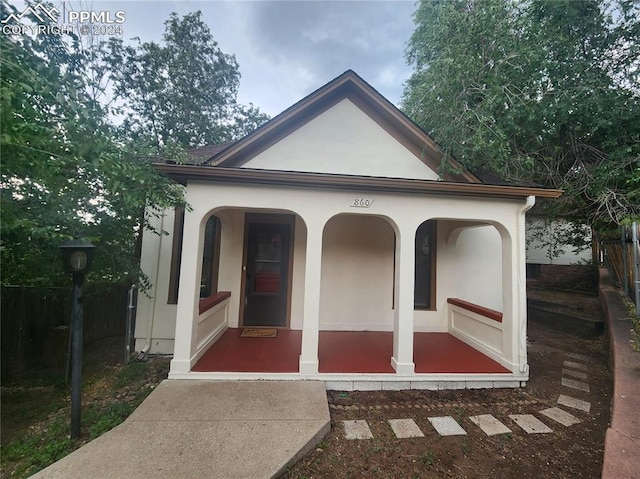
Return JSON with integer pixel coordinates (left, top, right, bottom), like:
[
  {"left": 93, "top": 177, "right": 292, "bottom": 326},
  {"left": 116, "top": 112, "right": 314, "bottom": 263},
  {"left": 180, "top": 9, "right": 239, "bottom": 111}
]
[
  {"left": 168, "top": 210, "right": 221, "bottom": 303},
  {"left": 414, "top": 220, "right": 436, "bottom": 310},
  {"left": 168, "top": 207, "right": 185, "bottom": 304},
  {"left": 199, "top": 215, "right": 221, "bottom": 298}
]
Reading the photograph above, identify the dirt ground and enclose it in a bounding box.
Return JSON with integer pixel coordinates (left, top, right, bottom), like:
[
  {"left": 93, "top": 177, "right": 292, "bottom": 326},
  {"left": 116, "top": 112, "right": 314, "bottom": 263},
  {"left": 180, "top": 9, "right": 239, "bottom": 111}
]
[
  {"left": 3, "top": 288, "right": 611, "bottom": 479},
  {"left": 284, "top": 290, "right": 612, "bottom": 479}
]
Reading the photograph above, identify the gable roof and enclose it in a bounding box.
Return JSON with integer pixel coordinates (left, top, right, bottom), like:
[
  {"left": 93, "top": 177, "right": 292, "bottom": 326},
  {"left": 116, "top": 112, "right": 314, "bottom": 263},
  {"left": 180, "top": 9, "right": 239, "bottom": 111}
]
[
  {"left": 156, "top": 70, "right": 562, "bottom": 200},
  {"left": 197, "top": 70, "right": 480, "bottom": 183}
]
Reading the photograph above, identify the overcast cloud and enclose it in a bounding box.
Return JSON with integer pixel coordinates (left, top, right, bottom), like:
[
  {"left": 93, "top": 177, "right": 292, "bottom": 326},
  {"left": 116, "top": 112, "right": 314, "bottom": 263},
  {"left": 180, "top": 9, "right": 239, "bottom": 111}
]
[
  {"left": 86, "top": 0, "right": 417, "bottom": 116},
  {"left": 8, "top": 0, "right": 417, "bottom": 116}
]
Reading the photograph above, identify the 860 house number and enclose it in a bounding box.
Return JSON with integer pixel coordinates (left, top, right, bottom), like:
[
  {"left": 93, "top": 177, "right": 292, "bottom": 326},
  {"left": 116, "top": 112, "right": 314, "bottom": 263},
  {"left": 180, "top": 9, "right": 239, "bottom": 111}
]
[{"left": 350, "top": 198, "right": 374, "bottom": 208}]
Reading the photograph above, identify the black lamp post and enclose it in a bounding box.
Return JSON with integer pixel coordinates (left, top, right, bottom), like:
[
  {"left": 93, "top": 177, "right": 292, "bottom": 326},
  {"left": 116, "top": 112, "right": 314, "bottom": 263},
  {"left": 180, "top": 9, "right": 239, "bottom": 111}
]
[{"left": 59, "top": 236, "right": 95, "bottom": 439}]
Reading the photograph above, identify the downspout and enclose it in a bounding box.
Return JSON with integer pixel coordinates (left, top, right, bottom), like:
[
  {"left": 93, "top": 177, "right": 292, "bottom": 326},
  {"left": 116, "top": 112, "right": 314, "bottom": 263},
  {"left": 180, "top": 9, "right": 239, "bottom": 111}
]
[
  {"left": 140, "top": 211, "right": 166, "bottom": 357},
  {"left": 517, "top": 195, "right": 535, "bottom": 374}
]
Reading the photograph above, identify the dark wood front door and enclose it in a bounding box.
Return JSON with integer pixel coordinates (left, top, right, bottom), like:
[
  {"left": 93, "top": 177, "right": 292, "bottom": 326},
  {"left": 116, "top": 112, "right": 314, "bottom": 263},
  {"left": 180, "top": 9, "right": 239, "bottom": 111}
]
[{"left": 242, "top": 215, "right": 293, "bottom": 327}]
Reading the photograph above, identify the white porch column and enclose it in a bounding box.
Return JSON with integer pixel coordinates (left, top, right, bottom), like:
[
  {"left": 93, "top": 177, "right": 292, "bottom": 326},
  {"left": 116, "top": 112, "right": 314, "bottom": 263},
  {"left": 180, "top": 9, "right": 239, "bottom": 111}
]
[
  {"left": 392, "top": 223, "right": 416, "bottom": 375},
  {"left": 299, "top": 221, "right": 324, "bottom": 374},
  {"left": 169, "top": 207, "right": 205, "bottom": 375}
]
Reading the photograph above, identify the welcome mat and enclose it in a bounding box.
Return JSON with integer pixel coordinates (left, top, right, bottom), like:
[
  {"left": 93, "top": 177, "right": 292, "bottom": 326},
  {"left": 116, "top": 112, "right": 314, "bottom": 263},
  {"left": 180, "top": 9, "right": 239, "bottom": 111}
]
[{"left": 240, "top": 328, "right": 278, "bottom": 338}]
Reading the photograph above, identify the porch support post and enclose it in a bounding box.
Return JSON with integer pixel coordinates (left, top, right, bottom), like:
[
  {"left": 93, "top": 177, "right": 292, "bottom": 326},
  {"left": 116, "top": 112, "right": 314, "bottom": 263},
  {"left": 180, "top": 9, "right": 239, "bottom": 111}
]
[
  {"left": 170, "top": 207, "right": 204, "bottom": 375},
  {"left": 299, "top": 222, "right": 323, "bottom": 374},
  {"left": 392, "top": 223, "right": 416, "bottom": 375}
]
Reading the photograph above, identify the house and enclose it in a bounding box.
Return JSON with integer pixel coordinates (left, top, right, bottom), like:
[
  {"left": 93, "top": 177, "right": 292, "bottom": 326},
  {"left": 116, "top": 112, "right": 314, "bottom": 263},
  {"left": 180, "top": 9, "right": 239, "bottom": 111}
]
[
  {"left": 135, "top": 70, "right": 562, "bottom": 390},
  {"left": 526, "top": 216, "right": 592, "bottom": 265},
  {"left": 525, "top": 215, "right": 593, "bottom": 290}
]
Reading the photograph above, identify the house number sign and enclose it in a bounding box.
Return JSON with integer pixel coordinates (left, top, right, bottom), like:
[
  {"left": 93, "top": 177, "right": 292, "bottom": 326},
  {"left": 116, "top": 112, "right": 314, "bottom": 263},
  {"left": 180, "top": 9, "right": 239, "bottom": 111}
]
[{"left": 350, "top": 198, "right": 374, "bottom": 208}]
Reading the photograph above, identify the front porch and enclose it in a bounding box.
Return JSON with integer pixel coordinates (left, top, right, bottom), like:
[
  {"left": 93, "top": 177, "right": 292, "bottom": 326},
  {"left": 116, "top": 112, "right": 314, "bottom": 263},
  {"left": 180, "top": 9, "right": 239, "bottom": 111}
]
[{"left": 191, "top": 329, "right": 512, "bottom": 387}]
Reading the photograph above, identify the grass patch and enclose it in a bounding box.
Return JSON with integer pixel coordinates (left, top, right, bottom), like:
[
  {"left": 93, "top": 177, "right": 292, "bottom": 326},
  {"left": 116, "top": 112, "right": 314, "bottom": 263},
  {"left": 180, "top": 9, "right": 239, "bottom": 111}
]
[{"left": 1, "top": 356, "right": 169, "bottom": 478}]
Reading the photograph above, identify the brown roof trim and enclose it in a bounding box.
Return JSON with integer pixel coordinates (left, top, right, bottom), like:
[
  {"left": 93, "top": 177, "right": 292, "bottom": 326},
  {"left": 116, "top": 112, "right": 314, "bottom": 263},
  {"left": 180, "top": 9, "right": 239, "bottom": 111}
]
[
  {"left": 208, "top": 70, "right": 480, "bottom": 184},
  {"left": 154, "top": 164, "right": 563, "bottom": 200}
]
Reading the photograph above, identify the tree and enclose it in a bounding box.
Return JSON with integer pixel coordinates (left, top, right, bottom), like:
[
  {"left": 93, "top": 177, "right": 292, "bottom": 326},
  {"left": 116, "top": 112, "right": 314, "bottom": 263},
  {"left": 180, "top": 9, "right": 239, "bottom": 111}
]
[
  {"left": 106, "top": 11, "right": 269, "bottom": 151},
  {"left": 0, "top": 2, "right": 184, "bottom": 287},
  {"left": 403, "top": 0, "right": 640, "bottom": 228}
]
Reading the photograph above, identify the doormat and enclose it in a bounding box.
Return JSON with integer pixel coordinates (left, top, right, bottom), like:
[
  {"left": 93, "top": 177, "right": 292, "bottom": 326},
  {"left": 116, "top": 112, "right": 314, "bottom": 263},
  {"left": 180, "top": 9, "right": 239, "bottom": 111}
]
[{"left": 240, "top": 328, "right": 278, "bottom": 338}]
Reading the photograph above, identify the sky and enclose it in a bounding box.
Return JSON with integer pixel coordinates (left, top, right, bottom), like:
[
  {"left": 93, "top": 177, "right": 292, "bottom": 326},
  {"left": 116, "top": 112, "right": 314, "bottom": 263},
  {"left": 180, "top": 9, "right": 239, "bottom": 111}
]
[{"left": 68, "top": 0, "right": 418, "bottom": 117}]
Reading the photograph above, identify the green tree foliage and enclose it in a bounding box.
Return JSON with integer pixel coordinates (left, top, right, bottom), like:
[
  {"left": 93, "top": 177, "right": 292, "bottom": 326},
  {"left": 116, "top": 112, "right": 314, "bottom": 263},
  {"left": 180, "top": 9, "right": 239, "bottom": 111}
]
[
  {"left": 404, "top": 0, "right": 640, "bottom": 227},
  {"left": 106, "top": 11, "right": 269, "bottom": 151},
  {"left": 0, "top": 2, "right": 184, "bottom": 287}
]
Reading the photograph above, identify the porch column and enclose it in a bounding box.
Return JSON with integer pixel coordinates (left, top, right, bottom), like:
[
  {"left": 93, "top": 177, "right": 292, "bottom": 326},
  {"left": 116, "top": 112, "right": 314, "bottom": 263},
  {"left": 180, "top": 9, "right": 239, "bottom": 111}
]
[
  {"left": 169, "top": 208, "right": 204, "bottom": 375},
  {"left": 392, "top": 223, "right": 416, "bottom": 374},
  {"left": 299, "top": 221, "right": 323, "bottom": 374}
]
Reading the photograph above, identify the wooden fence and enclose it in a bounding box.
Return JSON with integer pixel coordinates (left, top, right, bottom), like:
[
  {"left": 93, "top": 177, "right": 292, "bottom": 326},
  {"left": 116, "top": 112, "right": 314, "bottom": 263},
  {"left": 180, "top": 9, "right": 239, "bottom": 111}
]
[
  {"left": 1, "top": 283, "right": 131, "bottom": 376},
  {"left": 599, "top": 223, "right": 640, "bottom": 310}
]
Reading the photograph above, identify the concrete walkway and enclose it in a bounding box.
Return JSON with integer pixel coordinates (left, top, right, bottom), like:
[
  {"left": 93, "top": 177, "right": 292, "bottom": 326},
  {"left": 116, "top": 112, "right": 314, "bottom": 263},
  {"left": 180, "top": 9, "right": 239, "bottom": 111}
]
[{"left": 31, "top": 380, "right": 330, "bottom": 479}]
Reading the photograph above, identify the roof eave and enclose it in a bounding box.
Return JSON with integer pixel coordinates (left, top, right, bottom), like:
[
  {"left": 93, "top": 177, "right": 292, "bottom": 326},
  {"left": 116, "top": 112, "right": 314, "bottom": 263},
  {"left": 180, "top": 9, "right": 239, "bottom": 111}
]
[{"left": 153, "top": 163, "right": 563, "bottom": 200}]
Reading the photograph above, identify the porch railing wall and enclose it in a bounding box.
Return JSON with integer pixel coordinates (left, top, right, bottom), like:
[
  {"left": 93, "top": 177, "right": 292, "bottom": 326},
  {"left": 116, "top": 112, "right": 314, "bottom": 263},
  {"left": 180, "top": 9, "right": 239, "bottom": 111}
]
[
  {"left": 447, "top": 299, "right": 504, "bottom": 367},
  {"left": 193, "top": 295, "right": 230, "bottom": 365}
]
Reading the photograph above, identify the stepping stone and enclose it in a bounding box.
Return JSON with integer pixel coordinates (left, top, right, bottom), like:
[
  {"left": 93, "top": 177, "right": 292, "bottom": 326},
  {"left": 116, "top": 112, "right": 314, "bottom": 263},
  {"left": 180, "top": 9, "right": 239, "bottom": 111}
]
[
  {"left": 469, "top": 414, "right": 512, "bottom": 436},
  {"left": 388, "top": 419, "right": 424, "bottom": 439},
  {"left": 343, "top": 420, "right": 373, "bottom": 440},
  {"left": 540, "top": 407, "right": 581, "bottom": 427},
  {"left": 562, "top": 377, "right": 590, "bottom": 392},
  {"left": 567, "top": 352, "right": 591, "bottom": 362},
  {"left": 563, "top": 360, "right": 588, "bottom": 371},
  {"left": 557, "top": 394, "right": 591, "bottom": 413},
  {"left": 428, "top": 416, "right": 467, "bottom": 436},
  {"left": 509, "top": 414, "right": 552, "bottom": 434},
  {"left": 562, "top": 368, "right": 587, "bottom": 380}
]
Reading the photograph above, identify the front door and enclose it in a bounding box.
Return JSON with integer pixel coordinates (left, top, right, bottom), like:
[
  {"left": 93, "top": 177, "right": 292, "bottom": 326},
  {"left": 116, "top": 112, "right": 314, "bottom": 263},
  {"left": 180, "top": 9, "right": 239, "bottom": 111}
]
[{"left": 242, "top": 215, "right": 293, "bottom": 327}]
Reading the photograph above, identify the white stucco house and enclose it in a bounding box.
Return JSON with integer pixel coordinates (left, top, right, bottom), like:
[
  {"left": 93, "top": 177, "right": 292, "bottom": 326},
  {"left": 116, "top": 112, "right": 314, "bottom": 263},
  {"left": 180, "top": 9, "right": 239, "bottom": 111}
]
[{"left": 135, "top": 70, "right": 561, "bottom": 390}]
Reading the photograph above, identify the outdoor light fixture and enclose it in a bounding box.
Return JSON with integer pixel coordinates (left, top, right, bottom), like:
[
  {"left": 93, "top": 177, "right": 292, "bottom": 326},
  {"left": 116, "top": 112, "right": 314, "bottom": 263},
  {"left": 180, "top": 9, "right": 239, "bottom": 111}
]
[
  {"left": 59, "top": 236, "right": 96, "bottom": 275},
  {"left": 59, "top": 236, "right": 95, "bottom": 439}
]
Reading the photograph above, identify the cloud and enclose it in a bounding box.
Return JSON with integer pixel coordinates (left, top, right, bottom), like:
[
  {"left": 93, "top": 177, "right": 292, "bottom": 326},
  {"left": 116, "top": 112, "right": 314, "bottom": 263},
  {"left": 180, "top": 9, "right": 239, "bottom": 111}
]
[
  {"left": 237, "top": 0, "right": 416, "bottom": 114},
  {"left": 75, "top": 0, "right": 416, "bottom": 116}
]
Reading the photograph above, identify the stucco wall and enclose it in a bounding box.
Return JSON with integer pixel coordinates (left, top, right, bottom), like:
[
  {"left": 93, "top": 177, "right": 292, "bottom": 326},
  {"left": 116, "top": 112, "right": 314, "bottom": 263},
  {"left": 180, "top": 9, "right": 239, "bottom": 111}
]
[
  {"left": 319, "top": 214, "right": 395, "bottom": 330},
  {"left": 439, "top": 224, "right": 504, "bottom": 311},
  {"left": 241, "top": 98, "right": 440, "bottom": 181},
  {"left": 135, "top": 208, "right": 178, "bottom": 354},
  {"left": 136, "top": 183, "right": 522, "bottom": 355}
]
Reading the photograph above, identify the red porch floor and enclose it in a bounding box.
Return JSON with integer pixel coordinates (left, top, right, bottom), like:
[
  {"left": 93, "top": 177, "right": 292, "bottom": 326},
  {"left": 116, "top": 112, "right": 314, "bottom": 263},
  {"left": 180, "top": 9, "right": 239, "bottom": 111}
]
[{"left": 192, "top": 329, "right": 510, "bottom": 374}]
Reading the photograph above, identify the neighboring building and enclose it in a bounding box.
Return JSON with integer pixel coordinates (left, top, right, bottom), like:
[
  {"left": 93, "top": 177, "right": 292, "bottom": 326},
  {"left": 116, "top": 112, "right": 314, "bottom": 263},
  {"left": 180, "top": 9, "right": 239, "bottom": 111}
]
[
  {"left": 525, "top": 216, "right": 593, "bottom": 290},
  {"left": 135, "top": 71, "right": 561, "bottom": 390},
  {"left": 526, "top": 216, "right": 592, "bottom": 266}
]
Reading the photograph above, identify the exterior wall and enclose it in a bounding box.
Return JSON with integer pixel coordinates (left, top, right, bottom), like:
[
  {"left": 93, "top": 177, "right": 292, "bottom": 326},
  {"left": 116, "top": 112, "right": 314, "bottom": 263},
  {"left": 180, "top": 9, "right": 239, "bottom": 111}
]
[
  {"left": 135, "top": 208, "right": 178, "bottom": 354},
  {"left": 440, "top": 224, "right": 503, "bottom": 311},
  {"left": 319, "top": 215, "right": 395, "bottom": 330},
  {"left": 136, "top": 182, "right": 526, "bottom": 377},
  {"left": 413, "top": 221, "right": 504, "bottom": 332},
  {"left": 241, "top": 99, "right": 441, "bottom": 181},
  {"left": 165, "top": 181, "right": 533, "bottom": 377},
  {"left": 215, "top": 209, "right": 245, "bottom": 328},
  {"left": 526, "top": 217, "right": 591, "bottom": 265}
]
